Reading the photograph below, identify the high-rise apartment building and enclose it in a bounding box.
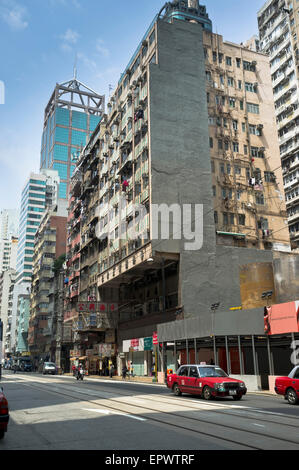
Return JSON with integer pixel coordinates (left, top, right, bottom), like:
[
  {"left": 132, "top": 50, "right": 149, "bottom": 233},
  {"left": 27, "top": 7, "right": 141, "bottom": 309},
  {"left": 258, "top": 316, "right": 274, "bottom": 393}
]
[
  {"left": 0, "top": 209, "right": 18, "bottom": 240},
  {"left": 63, "top": 0, "right": 291, "bottom": 376},
  {"left": 0, "top": 236, "right": 18, "bottom": 272},
  {"left": 40, "top": 75, "right": 105, "bottom": 200},
  {"left": 16, "top": 169, "right": 60, "bottom": 284},
  {"left": 28, "top": 203, "right": 67, "bottom": 362},
  {"left": 0, "top": 269, "right": 17, "bottom": 358},
  {"left": 258, "top": 0, "right": 299, "bottom": 248},
  {"left": 0, "top": 209, "right": 19, "bottom": 273}
]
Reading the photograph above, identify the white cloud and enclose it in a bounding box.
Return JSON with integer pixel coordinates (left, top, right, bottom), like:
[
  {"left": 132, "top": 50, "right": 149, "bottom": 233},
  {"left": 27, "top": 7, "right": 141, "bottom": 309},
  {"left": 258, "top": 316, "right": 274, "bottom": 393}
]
[
  {"left": 59, "top": 28, "right": 80, "bottom": 52},
  {"left": 96, "top": 39, "right": 110, "bottom": 58},
  {"left": 0, "top": 0, "right": 28, "bottom": 31}
]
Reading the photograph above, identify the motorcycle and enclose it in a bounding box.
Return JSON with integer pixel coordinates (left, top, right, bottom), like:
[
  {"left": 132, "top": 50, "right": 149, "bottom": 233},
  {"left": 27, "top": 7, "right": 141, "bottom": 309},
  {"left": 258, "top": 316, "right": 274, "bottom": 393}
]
[{"left": 76, "top": 368, "right": 84, "bottom": 381}]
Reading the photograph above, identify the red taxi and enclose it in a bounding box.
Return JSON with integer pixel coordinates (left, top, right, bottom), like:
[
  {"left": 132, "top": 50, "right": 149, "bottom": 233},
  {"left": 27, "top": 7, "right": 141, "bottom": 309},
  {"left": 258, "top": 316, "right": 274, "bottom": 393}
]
[
  {"left": 275, "top": 365, "right": 299, "bottom": 405},
  {"left": 0, "top": 386, "right": 9, "bottom": 439},
  {"left": 167, "top": 364, "right": 247, "bottom": 401}
]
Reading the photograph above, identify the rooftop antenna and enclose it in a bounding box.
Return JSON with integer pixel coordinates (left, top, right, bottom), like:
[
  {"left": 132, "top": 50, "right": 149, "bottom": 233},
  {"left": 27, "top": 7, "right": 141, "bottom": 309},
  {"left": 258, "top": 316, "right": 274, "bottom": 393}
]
[{"left": 73, "top": 53, "right": 78, "bottom": 80}]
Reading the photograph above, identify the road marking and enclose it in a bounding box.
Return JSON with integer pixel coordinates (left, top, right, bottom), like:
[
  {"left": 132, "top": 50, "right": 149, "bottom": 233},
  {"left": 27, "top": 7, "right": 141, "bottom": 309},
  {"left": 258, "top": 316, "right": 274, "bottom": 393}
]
[
  {"left": 82, "top": 408, "right": 147, "bottom": 421},
  {"left": 252, "top": 423, "right": 265, "bottom": 428}
]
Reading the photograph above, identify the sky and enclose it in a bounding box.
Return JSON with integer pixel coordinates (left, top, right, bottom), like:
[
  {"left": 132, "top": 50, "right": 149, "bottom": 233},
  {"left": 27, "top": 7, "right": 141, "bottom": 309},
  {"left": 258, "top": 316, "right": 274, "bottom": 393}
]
[{"left": 0, "top": 0, "right": 266, "bottom": 212}]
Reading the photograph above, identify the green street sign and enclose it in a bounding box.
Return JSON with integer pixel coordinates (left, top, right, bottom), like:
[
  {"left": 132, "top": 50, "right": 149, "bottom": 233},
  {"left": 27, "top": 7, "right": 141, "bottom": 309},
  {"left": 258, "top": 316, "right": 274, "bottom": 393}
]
[{"left": 144, "top": 337, "right": 153, "bottom": 351}]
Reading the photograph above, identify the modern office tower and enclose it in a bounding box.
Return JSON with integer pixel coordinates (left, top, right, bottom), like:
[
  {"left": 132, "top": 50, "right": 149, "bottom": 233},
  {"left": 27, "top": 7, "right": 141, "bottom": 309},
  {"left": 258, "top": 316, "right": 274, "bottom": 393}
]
[
  {"left": 28, "top": 203, "right": 67, "bottom": 362},
  {"left": 62, "top": 0, "right": 291, "bottom": 376},
  {"left": 16, "top": 170, "right": 60, "bottom": 284},
  {"left": 40, "top": 75, "right": 105, "bottom": 200},
  {"left": 258, "top": 0, "right": 299, "bottom": 248}
]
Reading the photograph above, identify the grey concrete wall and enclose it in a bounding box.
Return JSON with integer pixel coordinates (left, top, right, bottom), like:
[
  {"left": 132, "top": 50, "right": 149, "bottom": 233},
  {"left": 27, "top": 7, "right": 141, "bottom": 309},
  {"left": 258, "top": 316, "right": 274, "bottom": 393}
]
[
  {"left": 149, "top": 19, "right": 217, "bottom": 318},
  {"left": 273, "top": 252, "right": 299, "bottom": 303},
  {"left": 157, "top": 306, "right": 264, "bottom": 341}
]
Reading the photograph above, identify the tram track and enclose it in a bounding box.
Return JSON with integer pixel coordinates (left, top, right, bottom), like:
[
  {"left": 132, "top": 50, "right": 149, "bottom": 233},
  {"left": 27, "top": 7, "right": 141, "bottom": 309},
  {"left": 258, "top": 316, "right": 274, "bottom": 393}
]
[{"left": 8, "top": 374, "right": 299, "bottom": 450}]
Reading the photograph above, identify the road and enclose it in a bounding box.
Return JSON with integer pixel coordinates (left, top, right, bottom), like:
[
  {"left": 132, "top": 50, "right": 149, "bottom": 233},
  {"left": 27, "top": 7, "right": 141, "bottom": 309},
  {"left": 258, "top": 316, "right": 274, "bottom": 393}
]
[{"left": 1, "top": 371, "right": 299, "bottom": 450}]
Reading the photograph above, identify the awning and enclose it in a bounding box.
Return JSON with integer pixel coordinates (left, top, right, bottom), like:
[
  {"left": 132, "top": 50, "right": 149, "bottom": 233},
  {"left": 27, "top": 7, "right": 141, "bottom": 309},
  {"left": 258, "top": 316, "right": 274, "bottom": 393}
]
[{"left": 216, "top": 231, "right": 246, "bottom": 237}]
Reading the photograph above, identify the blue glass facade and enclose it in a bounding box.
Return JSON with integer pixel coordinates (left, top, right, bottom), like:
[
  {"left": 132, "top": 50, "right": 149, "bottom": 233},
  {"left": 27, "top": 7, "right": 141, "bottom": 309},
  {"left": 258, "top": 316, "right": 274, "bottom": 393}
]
[{"left": 40, "top": 106, "right": 101, "bottom": 199}]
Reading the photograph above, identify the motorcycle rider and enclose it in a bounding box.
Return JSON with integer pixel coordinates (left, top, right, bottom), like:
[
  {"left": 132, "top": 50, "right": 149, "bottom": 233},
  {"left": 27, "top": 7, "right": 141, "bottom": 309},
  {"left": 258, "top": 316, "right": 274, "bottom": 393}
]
[{"left": 76, "top": 363, "right": 84, "bottom": 380}]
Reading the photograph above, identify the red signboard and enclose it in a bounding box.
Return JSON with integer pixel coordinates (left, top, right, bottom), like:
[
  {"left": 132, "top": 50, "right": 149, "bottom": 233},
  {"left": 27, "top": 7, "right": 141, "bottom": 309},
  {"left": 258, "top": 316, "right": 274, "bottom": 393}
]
[{"left": 153, "top": 332, "right": 158, "bottom": 345}]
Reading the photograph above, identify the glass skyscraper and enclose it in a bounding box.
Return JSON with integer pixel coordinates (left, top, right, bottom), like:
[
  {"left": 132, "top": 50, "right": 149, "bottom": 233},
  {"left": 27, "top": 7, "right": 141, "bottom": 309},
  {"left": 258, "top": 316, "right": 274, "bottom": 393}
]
[{"left": 40, "top": 76, "right": 105, "bottom": 199}]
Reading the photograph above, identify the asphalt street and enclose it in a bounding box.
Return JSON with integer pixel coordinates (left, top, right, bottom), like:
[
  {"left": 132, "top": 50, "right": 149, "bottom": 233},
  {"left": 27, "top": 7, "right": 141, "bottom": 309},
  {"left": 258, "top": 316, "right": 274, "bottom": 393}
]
[{"left": 1, "top": 371, "right": 299, "bottom": 451}]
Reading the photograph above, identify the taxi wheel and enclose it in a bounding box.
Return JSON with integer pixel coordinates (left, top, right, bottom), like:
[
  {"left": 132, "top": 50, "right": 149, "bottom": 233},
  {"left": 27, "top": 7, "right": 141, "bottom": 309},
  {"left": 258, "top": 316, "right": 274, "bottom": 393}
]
[
  {"left": 286, "top": 388, "right": 299, "bottom": 405},
  {"left": 203, "top": 386, "right": 212, "bottom": 400},
  {"left": 173, "top": 384, "right": 182, "bottom": 396},
  {"left": 0, "top": 431, "right": 5, "bottom": 440},
  {"left": 233, "top": 395, "right": 242, "bottom": 401}
]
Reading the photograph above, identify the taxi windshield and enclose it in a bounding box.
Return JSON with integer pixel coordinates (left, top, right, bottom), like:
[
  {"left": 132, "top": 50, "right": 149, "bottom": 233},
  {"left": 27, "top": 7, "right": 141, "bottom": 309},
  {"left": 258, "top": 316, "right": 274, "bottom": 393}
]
[{"left": 198, "top": 366, "right": 228, "bottom": 378}]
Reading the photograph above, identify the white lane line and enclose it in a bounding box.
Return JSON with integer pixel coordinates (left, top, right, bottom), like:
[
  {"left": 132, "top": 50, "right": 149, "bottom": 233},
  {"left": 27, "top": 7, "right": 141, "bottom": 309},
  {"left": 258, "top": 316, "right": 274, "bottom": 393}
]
[
  {"left": 252, "top": 423, "right": 266, "bottom": 428},
  {"left": 82, "top": 408, "right": 147, "bottom": 421}
]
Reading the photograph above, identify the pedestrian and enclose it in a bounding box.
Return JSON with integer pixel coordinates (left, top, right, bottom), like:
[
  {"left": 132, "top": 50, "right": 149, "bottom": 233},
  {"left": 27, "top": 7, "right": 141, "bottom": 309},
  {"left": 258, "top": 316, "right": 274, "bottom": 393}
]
[
  {"left": 13, "top": 363, "right": 17, "bottom": 374},
  {"left": 109, "top": 364, "right": 115, "bottom": 379},
  {"left": 122, "top": 364, "right": 128, "bottom": 380}
]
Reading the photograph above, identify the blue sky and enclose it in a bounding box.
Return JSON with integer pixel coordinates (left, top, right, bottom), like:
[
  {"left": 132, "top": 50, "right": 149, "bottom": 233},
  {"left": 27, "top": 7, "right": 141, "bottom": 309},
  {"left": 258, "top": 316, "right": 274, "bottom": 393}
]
[{"left": 0, "top": 0, "right": 265, "bottom": 211}]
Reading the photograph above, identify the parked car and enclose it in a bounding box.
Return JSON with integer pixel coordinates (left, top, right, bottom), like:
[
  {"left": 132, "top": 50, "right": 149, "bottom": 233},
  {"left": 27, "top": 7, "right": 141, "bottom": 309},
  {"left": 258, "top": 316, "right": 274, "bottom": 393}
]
[
  {"left": 167, "top": 364, "right": 247, "bottom": 401},
  {"left": 275, "top": 365, "right": 299, "bottom": 405},
  {"left": 0, "top": 387, "right": 9, "bottom": 439},
  {"left": 42, "top": 362, "right": 57, "bottom": 375}
]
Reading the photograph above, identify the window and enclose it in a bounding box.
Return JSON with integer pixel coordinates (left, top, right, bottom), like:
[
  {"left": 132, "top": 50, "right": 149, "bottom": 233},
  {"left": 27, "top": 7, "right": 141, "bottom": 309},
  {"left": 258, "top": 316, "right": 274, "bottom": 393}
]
[
  {"left": 242, "top": 122, "right": 246, "bottom": 132},
  {"left": 213, "top": 51, "right": 217, "bottom": 62},
  {"left": 179, "top": 366, "right": 189, "bottom": 376},
  {"left": 256, "top": 193, "right": 265, "bottom": 205},
  {"left": 240, "top": 100, "right": 244, "bottom": 110},
  {"left": 227, "top": 164, "right": 231, "bottom": 174},
  {"left": 245, "top": 82, "right": 257, "bottom": 93},
  {"left": 226, "top": 56, "right": 232, "bottom": 66},
  {"left": 229, "top": 97, "right": 236, "bottom": 108},
  {"left": 209, "top": 137, "right": 213, "bottom": 148},
  {"left": 213, "top": 185, "right": 216, "bottom": 196},
  {"left": 244, "top": 144, "right": 248, "bottom": 154},
  {"left": 235, "top": 165, "right": 241, "bottom": 175},
  {"left": 189, "top": 366, "right": 199, "bottom": 377},
  {"left": 236, "top": 58, "right": 241, "bottom": 68},
  {"left": 220, "top": 163, "right": 225, "bottom": 174},
  {"left": 227, "top": 77, "right": 234, "bottom": 87},
  {"left": 247, "top": 102, "right": 260, "bottom": 114},
  {"left": 218, "top": 139, "right": 223, "bottom": 150},
  {"left": 238, "top": 214, "right": 246, "bottom": 225},
  {"left": 233, "top": 120, "right": 238, "bottom": 130},
  {"left": 223, "top": 212, "right": 228, "bottom": 225},
  {"left": 238, "top": 80, "right": 242, "bottom": 90},
  {"left": 233, "top": 142, "right": 239, "bottom": 152},
  {"left": 214, "top": 211, "right": 218, "bottom": 223}
]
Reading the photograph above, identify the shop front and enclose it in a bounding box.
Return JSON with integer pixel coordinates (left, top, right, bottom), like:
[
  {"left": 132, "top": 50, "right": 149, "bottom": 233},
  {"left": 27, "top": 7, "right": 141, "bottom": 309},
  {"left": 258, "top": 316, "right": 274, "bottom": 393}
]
[{"left": 121, "top": 336, "right": 155, "bottom": 377}]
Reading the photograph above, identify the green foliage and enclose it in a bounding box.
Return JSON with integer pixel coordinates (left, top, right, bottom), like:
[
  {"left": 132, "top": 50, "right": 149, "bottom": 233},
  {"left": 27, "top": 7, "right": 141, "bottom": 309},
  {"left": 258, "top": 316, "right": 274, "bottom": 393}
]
[{"left": 53, "top": 254, "right": 66, "bottom": 275}]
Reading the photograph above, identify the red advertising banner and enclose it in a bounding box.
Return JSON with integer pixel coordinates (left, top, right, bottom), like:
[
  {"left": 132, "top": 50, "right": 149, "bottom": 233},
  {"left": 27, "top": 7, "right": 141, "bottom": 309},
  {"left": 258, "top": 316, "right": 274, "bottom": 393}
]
[
  {"left": 153, "top": 332, "right": 158, "bottom": 345},
  {"left": 264, "top": 301, "right": 299, "bottom": 335}
]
